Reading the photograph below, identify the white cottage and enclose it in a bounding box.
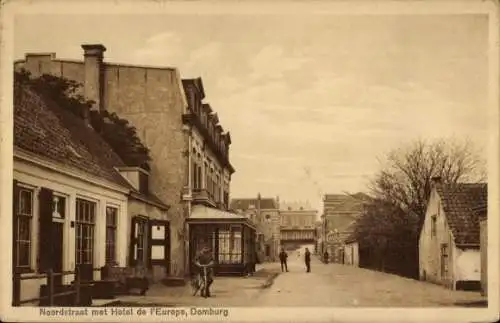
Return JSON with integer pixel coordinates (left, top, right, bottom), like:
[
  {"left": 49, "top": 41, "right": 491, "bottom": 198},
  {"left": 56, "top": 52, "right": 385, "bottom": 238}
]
[
  {"left": 12, "top": 80, "right": 168, "bottom": 305},
  {"left": 419, "top": 177, "right": 487, "bottom": 291}
]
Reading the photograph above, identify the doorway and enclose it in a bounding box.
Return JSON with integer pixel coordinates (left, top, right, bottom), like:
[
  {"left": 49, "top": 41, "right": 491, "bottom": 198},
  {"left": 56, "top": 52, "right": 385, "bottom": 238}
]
[{"left": 51, "top": 221, "right": 64, "bottom": 286}]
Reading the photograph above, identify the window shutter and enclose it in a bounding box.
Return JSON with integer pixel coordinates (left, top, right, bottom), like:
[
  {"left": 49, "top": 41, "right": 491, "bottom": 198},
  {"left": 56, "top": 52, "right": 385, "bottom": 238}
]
[
  {"left": 38, "top": 187, "right": 53, "bottom": 272},
  {"left": 148, "top": 220, "right": 170, "bottom": 272},
  {"left": 12, "top": 180, "right": 19, "bottom": 272},
  {"left": 129, "top": 216, "right": 138, "bottom": 266}
]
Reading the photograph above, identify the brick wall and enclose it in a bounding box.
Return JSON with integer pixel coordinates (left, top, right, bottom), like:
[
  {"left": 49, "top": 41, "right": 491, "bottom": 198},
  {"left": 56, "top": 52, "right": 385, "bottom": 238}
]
[{"left": 103, "top": 64, "right": 188, "bottom": 277}]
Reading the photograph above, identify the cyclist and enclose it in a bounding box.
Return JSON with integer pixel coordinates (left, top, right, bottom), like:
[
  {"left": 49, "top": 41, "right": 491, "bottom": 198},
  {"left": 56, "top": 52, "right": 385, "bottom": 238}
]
[{"left": 194, "top": 245, "right": 215, "bottom": 297}]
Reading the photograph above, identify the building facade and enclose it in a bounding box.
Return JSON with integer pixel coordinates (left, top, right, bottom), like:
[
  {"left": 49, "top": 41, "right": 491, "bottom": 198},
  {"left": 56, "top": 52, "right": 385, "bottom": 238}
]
[
  {"left": 230, "top": 195, "right": 280, "bottom": 262},
  {"left": 419, "top": 177, "right": 487, "bottom": 291},
  {"left": 322, "top": 193, "right": 369, "bottom": 263},
  {"left": 12, "top": 81, "right": 169, "bottom": 304},
  {"left": 15, "top": 44, "right": 236, "bottom": 277},
  {"left": 279, "top": 201, "right": 317, "bottom": 251}
]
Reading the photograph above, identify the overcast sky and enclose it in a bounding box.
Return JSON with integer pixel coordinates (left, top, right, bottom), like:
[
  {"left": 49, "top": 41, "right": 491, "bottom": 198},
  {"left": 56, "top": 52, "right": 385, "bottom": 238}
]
[{"left": 13, "top": 12, "right": 490, "bottom": 211}]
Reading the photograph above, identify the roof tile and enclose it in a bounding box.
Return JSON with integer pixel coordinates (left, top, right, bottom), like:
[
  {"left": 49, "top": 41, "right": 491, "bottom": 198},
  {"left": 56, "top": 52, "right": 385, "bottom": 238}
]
[
  {"left": 436, "top": 183, "right": 487, "bottom": 245},
  {"left": 14, "top": 83, "right": 130, "bottom": 188}
]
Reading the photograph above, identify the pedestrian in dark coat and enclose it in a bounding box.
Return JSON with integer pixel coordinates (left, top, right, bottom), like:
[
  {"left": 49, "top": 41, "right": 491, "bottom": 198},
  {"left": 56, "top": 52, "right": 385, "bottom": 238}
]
[
  {"left": 324, "top": 251, "right": 329, "bottom": 264},
  {"left": 305, "top": 248, "right": 311, "bottom": 272},
  {"left": 279, "top": 248, "right": 289, "bottom": 272}
]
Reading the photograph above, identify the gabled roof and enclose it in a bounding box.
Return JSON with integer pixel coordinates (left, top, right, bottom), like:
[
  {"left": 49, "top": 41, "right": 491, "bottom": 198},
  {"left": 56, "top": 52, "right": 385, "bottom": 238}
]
[
  {"left": 230, "top": 197, "right": 277, "bottom": 210},
  {"left": 14, "top": 83, "right": 130, "bottom": 187},
  {"left": 436, "top": 183, "right": 487, "bottom": 246}
]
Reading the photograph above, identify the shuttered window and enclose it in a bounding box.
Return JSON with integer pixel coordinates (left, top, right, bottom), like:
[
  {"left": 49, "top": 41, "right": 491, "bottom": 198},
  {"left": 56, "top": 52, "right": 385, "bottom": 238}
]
[{"left": 129, "top": 216, "right": 149, "bottom": 267}]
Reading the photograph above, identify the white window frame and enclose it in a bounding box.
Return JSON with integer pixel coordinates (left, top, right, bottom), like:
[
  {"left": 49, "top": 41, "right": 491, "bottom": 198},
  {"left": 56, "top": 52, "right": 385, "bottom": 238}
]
[
  {"left": 75, "top": 197, "right": 97, "bottom": 266},
  {"left": 16, "top": 184, "right": 35, "bottom": 270},
  {"left": 105, "top": 205, "right": 119, "bottom": 265}
]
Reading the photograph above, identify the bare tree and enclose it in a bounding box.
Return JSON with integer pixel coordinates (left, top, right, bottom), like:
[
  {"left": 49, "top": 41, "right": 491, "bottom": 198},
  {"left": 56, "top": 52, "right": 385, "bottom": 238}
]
[{"left": 369, "top": 138, "right": 486, "bottom": 228}]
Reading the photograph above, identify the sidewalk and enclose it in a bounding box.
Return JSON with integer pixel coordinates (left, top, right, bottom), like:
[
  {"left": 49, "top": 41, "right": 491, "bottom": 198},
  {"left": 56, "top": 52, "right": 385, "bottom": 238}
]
[{"left": 94, "top": 262, "right": 281, "bottom": 307}]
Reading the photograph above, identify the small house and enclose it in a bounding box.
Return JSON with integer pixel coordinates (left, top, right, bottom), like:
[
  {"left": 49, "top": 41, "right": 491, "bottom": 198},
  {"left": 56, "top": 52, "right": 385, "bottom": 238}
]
[
  {"left": 419, "top": 177, "right": 487, "bottom": 291},
  {"left": 12, "top": 77, "right": 169, "bottom": 305},
  {"left": 476, "top": 205, "right": 488, "bottom": 296}
]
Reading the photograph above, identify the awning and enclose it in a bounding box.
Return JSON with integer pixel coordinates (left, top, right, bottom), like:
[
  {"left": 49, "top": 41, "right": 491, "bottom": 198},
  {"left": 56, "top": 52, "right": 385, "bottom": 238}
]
[{"left": 187, "top": 205, "right": 256, "bottom": 229}]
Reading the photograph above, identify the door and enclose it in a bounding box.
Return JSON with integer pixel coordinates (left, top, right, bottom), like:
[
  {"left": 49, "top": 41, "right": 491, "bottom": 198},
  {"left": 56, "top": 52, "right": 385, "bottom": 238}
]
[
  {"left": 148, "top": 220, "right": 170, "bottom": 275},
  {"left": 51, "top": 222, "right": 64, "bottom": 286},
  {"left": 441, "top": 243, "right": 449, "bottom": 280}
]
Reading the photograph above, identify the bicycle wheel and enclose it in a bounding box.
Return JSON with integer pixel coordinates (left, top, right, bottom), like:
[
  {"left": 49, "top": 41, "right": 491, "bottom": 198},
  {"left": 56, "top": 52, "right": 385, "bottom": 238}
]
[{"left": 191, "top": 275, "right": 201, "bottom": 296}]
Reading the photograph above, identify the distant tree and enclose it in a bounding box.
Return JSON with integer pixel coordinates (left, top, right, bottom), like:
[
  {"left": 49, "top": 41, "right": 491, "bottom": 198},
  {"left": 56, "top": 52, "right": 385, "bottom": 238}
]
[
  {"left": 14, "top": 69, "right": 151, "bottom": 170},
  {"left": 370, "top": 138, "right": 485, "bottom": 229},
  {"left": 353, "top": 138, "right": 485, "bottom": 277}
]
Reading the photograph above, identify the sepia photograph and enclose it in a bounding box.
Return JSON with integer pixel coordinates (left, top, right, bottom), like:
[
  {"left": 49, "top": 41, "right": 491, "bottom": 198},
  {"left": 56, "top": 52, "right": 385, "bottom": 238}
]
[{"left": 0, "top": 0, "right": 498, "bottom": 322}]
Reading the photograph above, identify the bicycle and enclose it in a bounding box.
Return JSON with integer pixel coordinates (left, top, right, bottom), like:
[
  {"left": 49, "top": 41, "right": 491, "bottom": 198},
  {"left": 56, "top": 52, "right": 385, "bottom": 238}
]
[{"left": 190, "top": 264, "right": 210, "bottom": 297}]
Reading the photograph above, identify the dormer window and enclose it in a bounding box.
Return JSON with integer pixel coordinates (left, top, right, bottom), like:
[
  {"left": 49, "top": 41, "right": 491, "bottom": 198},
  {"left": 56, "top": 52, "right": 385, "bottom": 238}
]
[{"left": 117, "top": 166, "right": 149, "bottom": 195}]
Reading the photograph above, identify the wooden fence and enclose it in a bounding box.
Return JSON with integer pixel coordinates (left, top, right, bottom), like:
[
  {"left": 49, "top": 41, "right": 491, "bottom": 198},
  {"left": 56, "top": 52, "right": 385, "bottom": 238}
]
[{"left": 12, "top": 268, "right": 82, "bottom": 307}]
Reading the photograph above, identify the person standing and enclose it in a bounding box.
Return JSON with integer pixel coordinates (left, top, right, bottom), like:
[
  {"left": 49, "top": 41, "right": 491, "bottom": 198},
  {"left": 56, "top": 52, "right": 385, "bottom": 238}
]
[
  {"left": 305, "top": 248, "right": 311, "bottom": 273},
  {"left": 279, "top": 248, "right": 289, "bottom": 272}
]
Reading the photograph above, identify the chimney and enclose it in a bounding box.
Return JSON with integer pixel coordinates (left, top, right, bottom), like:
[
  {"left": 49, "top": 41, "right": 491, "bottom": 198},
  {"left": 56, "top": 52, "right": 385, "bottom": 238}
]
[
  {"left": 431, "top": 176, "right": 442, "bottom": 186},
  {"left": 81, "top": 44, "right": 106, "bottom": 113}
]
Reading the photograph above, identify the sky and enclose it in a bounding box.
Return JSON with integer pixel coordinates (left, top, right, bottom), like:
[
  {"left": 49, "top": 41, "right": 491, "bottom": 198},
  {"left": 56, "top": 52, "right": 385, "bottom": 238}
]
[{"left": 13, "top": 12, "right": 490, "bottom": 211}]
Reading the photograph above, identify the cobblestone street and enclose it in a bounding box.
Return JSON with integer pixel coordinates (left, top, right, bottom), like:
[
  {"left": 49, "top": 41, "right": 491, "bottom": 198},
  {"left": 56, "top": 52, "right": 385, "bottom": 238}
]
[
  {"left": 254, "top": 255, "right": 487, "bottom": 307},
  {"left": 105, "top": 252, "right": 486, "bottom": 308}
]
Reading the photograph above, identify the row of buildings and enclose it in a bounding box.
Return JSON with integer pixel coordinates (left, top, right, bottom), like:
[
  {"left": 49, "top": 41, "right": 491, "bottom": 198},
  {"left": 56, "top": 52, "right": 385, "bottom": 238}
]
[
  {"left": 314, "top": 177, "right": 488, "bottom": 295},
  {"left": 12, "top": 43, "right": 255, "bottom": 303},
  {"left": 229, "top": 197, "right": 317, "bottom": 262},
  {"left": 11, "top": 43, "right": 327, "bottom": 303}
]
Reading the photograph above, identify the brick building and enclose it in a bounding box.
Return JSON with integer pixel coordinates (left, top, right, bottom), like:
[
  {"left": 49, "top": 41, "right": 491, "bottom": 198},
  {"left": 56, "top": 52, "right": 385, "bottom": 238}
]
[
  {"left": 15, "top": 44, "right": 236, "bottom": 277},
  {"left": 321, "top": 193, "right": 370, "bottom": 263},
  {"left": 230, "top": 195, "right": 280, "bottom": 262}
]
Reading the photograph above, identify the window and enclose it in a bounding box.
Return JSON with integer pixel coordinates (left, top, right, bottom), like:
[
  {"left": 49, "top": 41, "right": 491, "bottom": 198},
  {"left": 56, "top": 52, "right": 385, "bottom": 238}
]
[
  {"left": 136, "top": 220, "right": 146, "bottom": 264},
  {"left": 105, "top": 207, "right": 118, "bottom": 265},
  {"left": 129, "top": 216, "right": 149, "bottom": 266},
  {"left": 196, "top": 164, "right": 202, "bottom": 189},
  {"left": 204, "top": 162, "right": 209, "bottom": 191},
  {"left": 215, "top": 174, "right": 220, "bottom": 202},
  {"left": 52, "top": 195, "right": 66, "bottom": 219},
  {"left": 139, "top": 173, "right": 149, "bottom": 194},
  {"left": 16, "top": 188, "right": 33, "bottom": 268},
  {"left": 75, "top": 198, "right": 96, "bottom": 265},
  {"left": 441, "top": 243, "right": 449, "bottom": 277},
  {"left": 431, "top": 215, "right": 437, "bottom": 237},
  {"left": 192, "top": 159, "right": 197, "bottom": 189},
  {"left": 218, "top": 225, "right": 242, "bottom": 264}
]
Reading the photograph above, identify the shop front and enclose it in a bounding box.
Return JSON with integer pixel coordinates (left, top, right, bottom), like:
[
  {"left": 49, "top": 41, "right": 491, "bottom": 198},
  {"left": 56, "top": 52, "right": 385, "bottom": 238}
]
[{"left": 187, "top": 205, "right": 257, "bottom": 276}]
